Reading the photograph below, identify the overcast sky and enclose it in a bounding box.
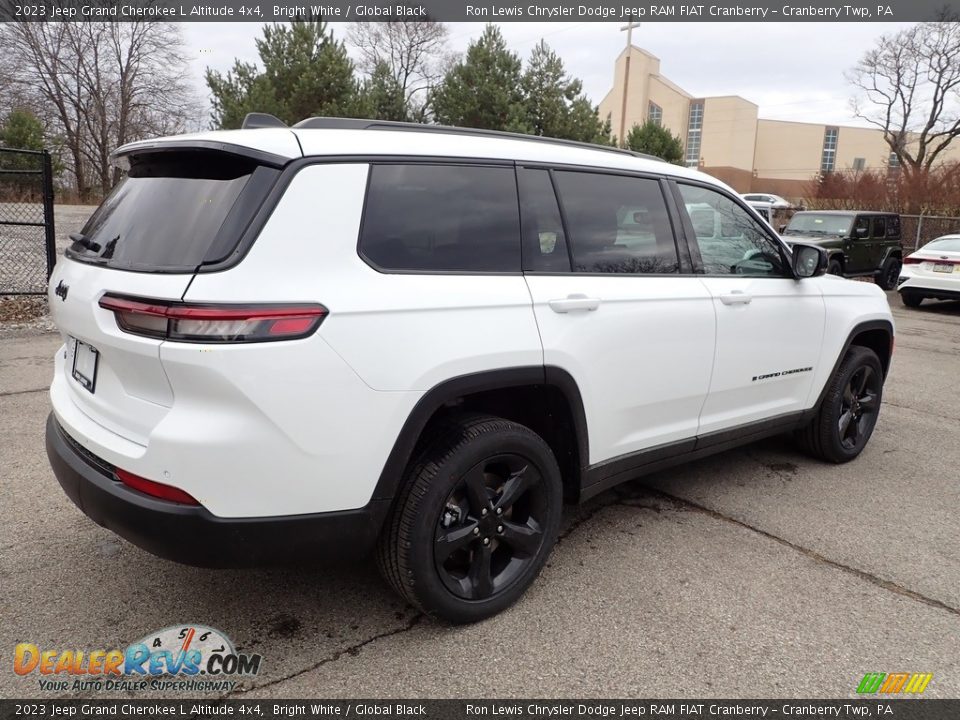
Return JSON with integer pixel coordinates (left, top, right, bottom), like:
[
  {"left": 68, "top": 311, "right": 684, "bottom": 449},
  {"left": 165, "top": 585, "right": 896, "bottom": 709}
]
[{"left": 182, "top": 21, "right": 909, "bottom": 128}]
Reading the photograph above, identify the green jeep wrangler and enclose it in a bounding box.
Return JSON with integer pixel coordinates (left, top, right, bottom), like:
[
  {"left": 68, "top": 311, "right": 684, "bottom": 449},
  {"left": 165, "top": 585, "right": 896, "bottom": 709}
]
[{"left": 780, "top": 210, "right": 903, "bottom": 290}]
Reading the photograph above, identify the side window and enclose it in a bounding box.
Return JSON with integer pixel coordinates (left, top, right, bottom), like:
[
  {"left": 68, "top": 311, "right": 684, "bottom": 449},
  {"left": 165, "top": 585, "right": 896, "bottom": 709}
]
[
  {"left": 887, "top": 215, "right": 901, "bottom": 237},
  {"left": 517, "top": 168, "right": 570, "bottom": 272},
  {"left": 359, "top": 164, "right": 520, "bottom": 272},
  {"left": 854, "top": 216, "right": 870, "bottom": 238},
  {"left": 552, "top": 171, "right": 679, "bottom": 274},
  {"left": 677, "top": 183, "right": 788, "bottom": 277},
  {"left": 872, "top": 216, "right": 887, "bottom": 239}
]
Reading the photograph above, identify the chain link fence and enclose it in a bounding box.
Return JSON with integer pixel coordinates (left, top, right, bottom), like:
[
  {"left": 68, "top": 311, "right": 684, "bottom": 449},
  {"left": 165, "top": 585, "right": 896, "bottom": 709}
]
[
  {"left": 901, "top": 214, "right": 960, "bottom": 252},
  {"left": 0, "top": 148, "right": 56, "bottom": 295}
]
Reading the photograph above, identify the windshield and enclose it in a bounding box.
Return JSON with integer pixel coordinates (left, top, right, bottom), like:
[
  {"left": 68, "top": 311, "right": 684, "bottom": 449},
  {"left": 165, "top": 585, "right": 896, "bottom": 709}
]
[
  {"left": 924, "top": 237, "right": 960, "bottom": 253},
  {"left": 785, "top": 213, "right": 853, "bottom": 236},
  {"left": 69, "top": 151, "right": 277, "bottom": 272}
]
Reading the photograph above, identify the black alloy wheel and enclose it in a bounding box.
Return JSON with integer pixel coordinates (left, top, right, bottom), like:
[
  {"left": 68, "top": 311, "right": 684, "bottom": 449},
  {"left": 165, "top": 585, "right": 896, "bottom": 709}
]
[
  {"left": 434, "top": 454, "right": 549, "bottom": 600},
  {"left": 837, "top": 364, "right": 880, "bottom": 452},
  {"left": 876, "top": 257, "right": 902, "bottom": 291},
  {"left": 795, "top": 345, "right": 884, "bottom": 463},
  {"left": 377, "top": 414, "right": 562, "bottom": 623}
]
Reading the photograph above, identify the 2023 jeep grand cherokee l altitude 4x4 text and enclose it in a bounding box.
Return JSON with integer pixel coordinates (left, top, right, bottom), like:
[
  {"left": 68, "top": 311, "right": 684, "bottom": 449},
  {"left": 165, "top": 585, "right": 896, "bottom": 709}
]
[{"left": 46, "top": 117, "right": 894, "bottom": 623}]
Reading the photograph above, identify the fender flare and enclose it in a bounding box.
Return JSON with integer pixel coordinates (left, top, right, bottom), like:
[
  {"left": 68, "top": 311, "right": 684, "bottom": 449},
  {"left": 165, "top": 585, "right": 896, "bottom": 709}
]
[
  {"left": 370, "top": 366, "right": 589, "bottom": 502},
  {"left": 879, "top": 246, "right": 904, "bottom": 264},
  {"left": 810, "top": 319, "right": 895, "bottom": 413}
]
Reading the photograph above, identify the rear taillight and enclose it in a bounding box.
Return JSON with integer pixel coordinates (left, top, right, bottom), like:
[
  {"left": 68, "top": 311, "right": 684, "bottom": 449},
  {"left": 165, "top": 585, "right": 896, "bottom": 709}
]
[
  {"left": 98, "top": 295, "right": 327, "bottom": 343},
  {"left": 903, "top": 257, "right": 922, "bottom": 265},
  {"left": 116, "top": 468, "right": 200, "bottom": 505}
]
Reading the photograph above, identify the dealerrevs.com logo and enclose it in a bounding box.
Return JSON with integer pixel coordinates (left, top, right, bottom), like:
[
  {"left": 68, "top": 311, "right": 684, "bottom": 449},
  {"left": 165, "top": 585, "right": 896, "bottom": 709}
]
[
  {"left": 856, "top": 672, "right": 933, "bottom": 695},
  {"left": 13, "top": 624, "right": 262, "bottom": 693}
]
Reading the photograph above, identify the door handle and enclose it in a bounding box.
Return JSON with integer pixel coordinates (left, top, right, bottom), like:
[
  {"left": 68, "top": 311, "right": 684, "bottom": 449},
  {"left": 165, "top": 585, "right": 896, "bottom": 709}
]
[
  {"left": 548, "top": 294, "right": 601, "bottom": 313},
  {"left": 719, "top": 290, "right": 752, "bottom": 306}
]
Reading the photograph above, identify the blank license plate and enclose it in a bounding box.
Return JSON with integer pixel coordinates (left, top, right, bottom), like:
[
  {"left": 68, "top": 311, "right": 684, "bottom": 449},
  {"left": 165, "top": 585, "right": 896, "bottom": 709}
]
[
  {"left": 71, "top": 338, "right": 99, "bottom": 393},
  {"left": 933, "top": 263, "right": 954, "bottom": 273}
]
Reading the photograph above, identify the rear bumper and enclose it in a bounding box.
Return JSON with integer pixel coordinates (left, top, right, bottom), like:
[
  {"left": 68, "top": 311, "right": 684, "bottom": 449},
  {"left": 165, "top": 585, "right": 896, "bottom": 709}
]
[
  {"left": 898, "top": 285, "right": 960, "bottom": 302},
  {"left": 45, "top": 414, "right": 390, "bottom": 568},
  {"left": 897, "top": 273, "right": 960, "bottom": 300}
]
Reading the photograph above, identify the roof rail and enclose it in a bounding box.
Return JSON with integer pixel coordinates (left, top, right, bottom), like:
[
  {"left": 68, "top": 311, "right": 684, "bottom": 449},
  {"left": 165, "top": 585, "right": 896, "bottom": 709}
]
[
  {"left": 241, "top": 112, "right": 288, "bottom": 130},
  {"left": 289, "top": 116, "right": 665, "bottom": 163}
]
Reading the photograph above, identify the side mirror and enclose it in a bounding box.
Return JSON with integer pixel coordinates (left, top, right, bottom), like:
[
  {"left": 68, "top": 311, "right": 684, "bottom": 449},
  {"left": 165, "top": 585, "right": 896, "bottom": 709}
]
[
  {"left": 779, "top": 224, "right": 788, "bottom": 233},
  {"left": 855, "top": 226, "right": 869, "bottom": 239},
  {"left": 792, "top": 243, "right": 828, "bottom": 278}
]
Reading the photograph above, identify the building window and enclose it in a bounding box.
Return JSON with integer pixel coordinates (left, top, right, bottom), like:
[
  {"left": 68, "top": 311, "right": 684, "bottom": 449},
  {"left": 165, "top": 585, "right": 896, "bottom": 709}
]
[
  {"left": 685, "top": 101, "right": 704, "bottom": 168},
  {"left": 888, "top": 152, "right": 900, "bottom": 168},
  {"left": 821, "top": 127, "right": 838, "bottom": 173},
  {"left": 853, "top": 157, "right": 865, "bottom": 171},
  {"left": 648, "top": 101, "right": 662, "bottom": 127}
]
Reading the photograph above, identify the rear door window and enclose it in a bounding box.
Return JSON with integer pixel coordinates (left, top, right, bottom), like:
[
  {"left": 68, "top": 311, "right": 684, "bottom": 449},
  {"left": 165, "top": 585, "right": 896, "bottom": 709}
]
[
  {"left": 70, "top": 151, "right": 278, "bottom": 272},
  {"left": 872, "top": 216, "right": 887, "bottom": 239},
  {"left": 359, "top": 164, "right": 520, "bottom": 273},
  {"left": 552, "top": 171, "right": 680, "bottom": 274}
]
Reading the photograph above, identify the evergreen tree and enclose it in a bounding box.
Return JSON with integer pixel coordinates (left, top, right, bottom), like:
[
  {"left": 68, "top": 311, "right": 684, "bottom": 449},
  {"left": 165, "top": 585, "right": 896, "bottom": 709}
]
[
  {"left": 431, "top": 25, "right": 523, "bottom": 130},
  {"left": 626, "top": 121, "right": 684, "bottom": 163},
  {"left": 362, "top": 61, "right": 409, "bottom": 122},
  {"left": 206, "top": 20, "right": 363, "bottom": 129},
  {"left": 0, "top": 108, "right": 44, "bottom": 150},
  {"left": 519, "top": 40, "right": 607, "bottom": 143}
]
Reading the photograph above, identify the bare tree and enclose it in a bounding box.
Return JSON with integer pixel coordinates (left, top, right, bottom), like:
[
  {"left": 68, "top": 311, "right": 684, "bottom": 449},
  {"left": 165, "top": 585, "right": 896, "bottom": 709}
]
[
  {"left": 0, "top": 21, "right": 199, "bottom": 200},
  {"left": 848, "top": 17, "right": 960, "bottom": 210},
  {"left": 348, "top": 21, "right": 450, "bottom": 120}
]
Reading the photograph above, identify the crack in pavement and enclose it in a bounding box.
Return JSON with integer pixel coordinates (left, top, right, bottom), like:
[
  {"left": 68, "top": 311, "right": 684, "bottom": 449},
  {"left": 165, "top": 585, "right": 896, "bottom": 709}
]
[
  {"left": 882, "top": 399, "right": 960, "bottom": 424},
  {"left": 0, "top": 387, "right": 47, "bottom": 398},
  {"left": 641, "top": 487, "right": 960, "bottom": 619},
  {"left": 222, "top": 613, "right": 424, "bottom": 699}
]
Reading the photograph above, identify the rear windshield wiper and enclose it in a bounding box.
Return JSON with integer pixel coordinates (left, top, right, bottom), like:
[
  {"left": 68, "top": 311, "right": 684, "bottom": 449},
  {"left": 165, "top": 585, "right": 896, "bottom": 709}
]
[{"left": 69, "top": 232, "right": 101, "bottom": 253}]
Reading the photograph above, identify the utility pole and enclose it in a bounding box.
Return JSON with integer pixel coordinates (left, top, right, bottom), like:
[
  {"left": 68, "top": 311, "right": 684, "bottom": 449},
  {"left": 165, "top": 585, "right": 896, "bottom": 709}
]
[{"left": 618, "top": 21, "right": 641, "bottom": 148}]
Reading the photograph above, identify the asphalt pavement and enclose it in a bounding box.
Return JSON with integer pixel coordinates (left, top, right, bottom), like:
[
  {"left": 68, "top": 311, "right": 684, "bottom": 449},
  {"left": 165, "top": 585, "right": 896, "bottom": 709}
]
[{"left": 1, "top": 292, "right": 957, "bottom": 699}]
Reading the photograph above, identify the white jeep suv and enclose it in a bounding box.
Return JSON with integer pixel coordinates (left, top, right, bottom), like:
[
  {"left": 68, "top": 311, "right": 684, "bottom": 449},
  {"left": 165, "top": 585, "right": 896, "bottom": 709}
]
[{"left": 46, "top": 116, "right": 894, "bottom": 623}]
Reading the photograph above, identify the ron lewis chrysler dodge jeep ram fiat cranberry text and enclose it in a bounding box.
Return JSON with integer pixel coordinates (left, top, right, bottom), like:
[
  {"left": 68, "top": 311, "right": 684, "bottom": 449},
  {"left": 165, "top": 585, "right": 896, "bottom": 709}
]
[{"left": 46, "top": 116, "right": 894, "bottom": 623}]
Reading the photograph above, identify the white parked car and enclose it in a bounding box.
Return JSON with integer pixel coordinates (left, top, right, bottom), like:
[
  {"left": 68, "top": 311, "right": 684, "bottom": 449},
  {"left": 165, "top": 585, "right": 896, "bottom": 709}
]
[
  {"left": 46, "top": 116, "right": 895, "bottom": 622},
  {"left": 746, "top": 200, "right": 776, "bottom": 227},
  {"left": 741, "top": 192, "right": 793, "bottom": 209},
  {"left": 898, "top": 234, "right": 960, "bottom": 307}
]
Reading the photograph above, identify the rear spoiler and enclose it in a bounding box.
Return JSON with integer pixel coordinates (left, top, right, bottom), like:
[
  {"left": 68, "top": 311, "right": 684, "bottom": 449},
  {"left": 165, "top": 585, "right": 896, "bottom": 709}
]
[{"left": 110, "top": 139, "right": 291, "bottom": 170}]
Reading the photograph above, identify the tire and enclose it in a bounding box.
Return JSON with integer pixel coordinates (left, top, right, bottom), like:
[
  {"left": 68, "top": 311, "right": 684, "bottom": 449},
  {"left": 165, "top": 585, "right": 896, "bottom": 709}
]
[
  {"left": 827, "top": 258, "right": 843, "bottom": 276},
  {"left": 900, "top": 292, "right": 923, "bottom": 308},
  {"left": 796, "top": 346, "right": 883, "bottom": 464},
  {"left": 875, "top": 256, "right": 902, "bottom": 291},
  {"left": 377, "top": 414, "right": 563, "bottom": 624}
]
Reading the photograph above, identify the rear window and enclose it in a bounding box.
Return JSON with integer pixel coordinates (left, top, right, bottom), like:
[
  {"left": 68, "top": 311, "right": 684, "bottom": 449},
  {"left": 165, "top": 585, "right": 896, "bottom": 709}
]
[
  {"left": 924, "top": 236, "right": 960, "bottom": 251},
  {"left": 69, "top": 152, "right": 278, "bottom": 272},
  {"left": 359, "top": 164, "right": 520, "bottom": 273}
]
